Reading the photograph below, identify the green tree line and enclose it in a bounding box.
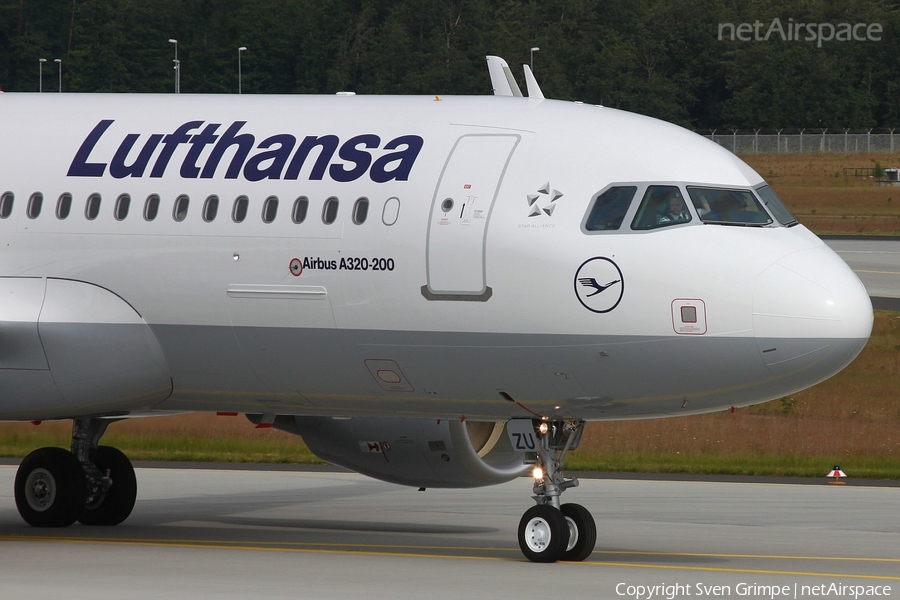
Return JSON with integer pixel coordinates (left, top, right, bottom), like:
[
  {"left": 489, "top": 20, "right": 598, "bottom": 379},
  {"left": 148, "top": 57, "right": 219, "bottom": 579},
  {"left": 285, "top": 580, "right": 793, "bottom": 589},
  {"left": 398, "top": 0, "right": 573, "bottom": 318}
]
[{"left": 2, "top": 0, "right": 899, "bottom": 129}]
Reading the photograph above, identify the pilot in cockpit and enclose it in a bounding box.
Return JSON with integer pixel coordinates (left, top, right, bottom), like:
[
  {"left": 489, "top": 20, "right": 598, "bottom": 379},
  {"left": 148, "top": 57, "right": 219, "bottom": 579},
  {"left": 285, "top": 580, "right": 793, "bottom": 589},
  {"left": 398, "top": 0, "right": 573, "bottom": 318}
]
[{"left": 656, "top": 191, "right": 691, "bottom": 225}]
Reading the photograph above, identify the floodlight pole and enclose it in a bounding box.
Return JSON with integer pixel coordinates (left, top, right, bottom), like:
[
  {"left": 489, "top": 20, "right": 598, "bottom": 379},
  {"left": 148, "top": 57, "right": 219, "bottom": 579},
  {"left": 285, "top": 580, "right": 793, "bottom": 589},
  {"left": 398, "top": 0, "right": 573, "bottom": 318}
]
[
  {"left": 238, "top": 47, "right": 247, "bottom": 94},
  {"left": 168, "top": 39, "right": 180, "bottom": 93},
  {"left": 54, "top": 59, "right": 62, "bottom": 92}
]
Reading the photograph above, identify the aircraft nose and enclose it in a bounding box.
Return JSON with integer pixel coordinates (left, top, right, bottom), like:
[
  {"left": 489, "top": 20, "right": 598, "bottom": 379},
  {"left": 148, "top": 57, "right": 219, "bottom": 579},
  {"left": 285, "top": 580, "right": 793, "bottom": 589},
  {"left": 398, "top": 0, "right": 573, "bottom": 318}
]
[{"left": 753, "top": 246, "right": 873, "bottom": 385}]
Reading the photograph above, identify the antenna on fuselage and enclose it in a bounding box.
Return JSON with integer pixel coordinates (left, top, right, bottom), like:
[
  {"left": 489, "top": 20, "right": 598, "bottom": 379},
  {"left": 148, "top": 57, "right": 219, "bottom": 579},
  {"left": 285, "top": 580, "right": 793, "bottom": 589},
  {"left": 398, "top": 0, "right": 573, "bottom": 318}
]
[
  {"left": 522, "top": 64, "right": 544, "bottom": 99},
  {"left": 485, "top": 56, "right": 544, "bottom": 99}
]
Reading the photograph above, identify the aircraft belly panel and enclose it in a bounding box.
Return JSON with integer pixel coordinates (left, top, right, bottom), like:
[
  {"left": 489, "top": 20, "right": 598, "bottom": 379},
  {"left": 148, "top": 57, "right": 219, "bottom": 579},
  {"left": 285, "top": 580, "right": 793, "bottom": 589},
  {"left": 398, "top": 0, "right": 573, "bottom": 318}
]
[
  {"left": 148, "top": 325, "right": 840, "bottom": 421},
  {"left": 0, "top": 321, "right": 49, "bottom": 371},
  {"left": 425, "top": 134, "right": 520, "bottom": 297},
  {"left": 0, "top": 278, "right": 49, "bottom": 370},
  {"left": 225, "top": 281, "right": 338, "bottom": 398},
  {"left": 37, "top": 279, "right": 172, "bottom": 414},
  {"left": 0, "top": 370, "right": 67, "bottom": 419}
]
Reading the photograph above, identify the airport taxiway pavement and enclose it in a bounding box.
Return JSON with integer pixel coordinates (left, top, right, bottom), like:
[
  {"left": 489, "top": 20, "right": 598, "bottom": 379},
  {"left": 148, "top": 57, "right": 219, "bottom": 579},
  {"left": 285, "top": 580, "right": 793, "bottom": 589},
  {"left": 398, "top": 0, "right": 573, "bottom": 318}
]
[
  {"left": 0, "top": 467, "right": 897, "bottom": 599},
  {"left": 826, "top": 237, "right": 900, "bottom": 300}
]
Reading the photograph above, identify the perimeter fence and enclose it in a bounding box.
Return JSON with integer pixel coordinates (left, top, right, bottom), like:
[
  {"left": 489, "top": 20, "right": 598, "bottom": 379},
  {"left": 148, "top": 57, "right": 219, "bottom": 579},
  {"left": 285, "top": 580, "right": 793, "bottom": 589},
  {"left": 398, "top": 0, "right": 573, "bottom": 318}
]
[{"left": 700, "top": 129, "right": 900, "bottom": 154}]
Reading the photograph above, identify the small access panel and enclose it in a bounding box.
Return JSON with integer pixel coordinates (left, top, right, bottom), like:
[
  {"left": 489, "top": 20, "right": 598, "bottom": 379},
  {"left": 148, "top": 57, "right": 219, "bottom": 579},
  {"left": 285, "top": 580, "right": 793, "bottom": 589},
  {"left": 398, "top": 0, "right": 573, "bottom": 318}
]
[{"left": 671, "top": 299, "right": 707, "bottom": 335}]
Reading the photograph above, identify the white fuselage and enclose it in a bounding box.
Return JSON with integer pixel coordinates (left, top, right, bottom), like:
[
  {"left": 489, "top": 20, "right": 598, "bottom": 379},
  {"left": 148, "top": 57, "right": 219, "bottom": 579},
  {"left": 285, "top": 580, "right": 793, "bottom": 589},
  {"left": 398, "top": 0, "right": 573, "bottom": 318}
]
[{"left": 0, "top": 93, "right": 873, "bottom": 422}]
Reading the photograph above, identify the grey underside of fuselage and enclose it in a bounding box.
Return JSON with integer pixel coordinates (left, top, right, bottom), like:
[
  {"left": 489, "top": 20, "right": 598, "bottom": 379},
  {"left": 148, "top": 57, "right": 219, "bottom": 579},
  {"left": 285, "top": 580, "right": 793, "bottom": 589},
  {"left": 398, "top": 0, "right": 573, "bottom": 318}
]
[
  {"left": 142, "top": 324, "right": 859, "bottom": 421},
  {"left": 0, "top": 321, "right": 863, "bottom": 421}
]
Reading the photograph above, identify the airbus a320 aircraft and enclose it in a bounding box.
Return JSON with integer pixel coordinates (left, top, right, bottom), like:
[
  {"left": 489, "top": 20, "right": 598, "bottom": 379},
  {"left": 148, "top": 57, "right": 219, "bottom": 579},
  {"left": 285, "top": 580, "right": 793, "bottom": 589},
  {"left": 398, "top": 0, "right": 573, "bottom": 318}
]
[{"left": 0, "top": 57, "right": 872, "bottom": 562}]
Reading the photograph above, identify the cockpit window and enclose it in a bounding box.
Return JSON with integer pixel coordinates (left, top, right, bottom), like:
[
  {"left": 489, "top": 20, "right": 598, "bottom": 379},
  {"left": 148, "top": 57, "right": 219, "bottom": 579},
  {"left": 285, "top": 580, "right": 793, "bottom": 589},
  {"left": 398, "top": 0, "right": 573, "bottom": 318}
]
[
  {"left": 585, "top": 186, "right": 636, "bottom": 231},
  {"left": 631, "top": 185, "right": 691, "bottom": 230},
  {"left": 687, "top": 187, "right": 773, "bottom": 226},
  {"left": 756, "top": 185, "right": 798, "bottom": 226}
]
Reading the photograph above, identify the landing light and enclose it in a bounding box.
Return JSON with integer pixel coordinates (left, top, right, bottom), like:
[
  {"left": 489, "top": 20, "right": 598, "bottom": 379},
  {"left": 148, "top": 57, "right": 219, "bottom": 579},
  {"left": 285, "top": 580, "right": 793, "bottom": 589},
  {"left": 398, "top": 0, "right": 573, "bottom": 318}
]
[
  {"left": 532, "top": 466, "right": 544, "bottom": 480},
  {"left": 538, "top": 423, "right": 549, "bottom": 435}
]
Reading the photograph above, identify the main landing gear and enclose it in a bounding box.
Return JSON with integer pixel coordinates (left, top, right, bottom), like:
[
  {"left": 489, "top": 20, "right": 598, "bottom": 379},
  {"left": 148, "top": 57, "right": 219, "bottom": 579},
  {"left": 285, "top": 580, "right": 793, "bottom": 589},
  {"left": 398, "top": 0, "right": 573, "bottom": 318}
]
[
  {"left": 517, "top": 420, "right": 596, "bottom": 563},
  {"left": 15, "top": 419, "right": 137, "bottom": 528}
]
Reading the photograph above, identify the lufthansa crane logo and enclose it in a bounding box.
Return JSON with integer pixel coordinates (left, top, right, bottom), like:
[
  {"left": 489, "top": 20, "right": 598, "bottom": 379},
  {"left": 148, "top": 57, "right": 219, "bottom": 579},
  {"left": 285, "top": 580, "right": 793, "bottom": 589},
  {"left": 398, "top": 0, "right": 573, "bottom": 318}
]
[{"left": 574, "top": 257, "right": 624, "bottom": 313}]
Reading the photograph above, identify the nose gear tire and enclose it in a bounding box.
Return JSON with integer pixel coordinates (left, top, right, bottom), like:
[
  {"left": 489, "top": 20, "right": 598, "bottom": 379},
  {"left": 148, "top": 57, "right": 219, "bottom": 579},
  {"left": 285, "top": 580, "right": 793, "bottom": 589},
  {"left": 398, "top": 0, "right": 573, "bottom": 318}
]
[
  {"left": 560, "top": 502, "right": 596, "bottom": 561},
  {"left": 518, "top": 505, "right": 570, "bottom": 563}
]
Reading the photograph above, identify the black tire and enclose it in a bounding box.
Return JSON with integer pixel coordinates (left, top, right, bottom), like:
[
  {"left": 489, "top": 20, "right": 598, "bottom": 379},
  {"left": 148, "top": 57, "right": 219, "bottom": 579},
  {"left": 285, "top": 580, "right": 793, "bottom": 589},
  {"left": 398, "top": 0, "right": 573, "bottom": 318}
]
[
  {"left": 78, "top": 446, "right": 137, "bottom": 526},
  {"left": 15, "top": 447, "right": 86, "bottom": 527},
  {"left": 561, "top": 503, "right": 597, "bottom": 561},
  {"left": 517, "top": 505, "right": 569, "bottom": 563}
]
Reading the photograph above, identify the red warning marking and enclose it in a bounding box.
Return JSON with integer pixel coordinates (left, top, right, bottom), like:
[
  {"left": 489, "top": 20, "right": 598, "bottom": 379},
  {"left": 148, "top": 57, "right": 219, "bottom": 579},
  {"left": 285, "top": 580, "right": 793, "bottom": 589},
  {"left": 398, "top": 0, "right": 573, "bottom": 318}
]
[
  {"left": 217, "top": 412, "right": 239, "bottom": 416},
  {"left": 289, "top": 257, "right": 303, "bottom": 276},
  {"left": 255, "top": 423, "right": 273, "bottom": 429},
  {"left": 463, "top": 184, "right": 472, "bottom": 189}
]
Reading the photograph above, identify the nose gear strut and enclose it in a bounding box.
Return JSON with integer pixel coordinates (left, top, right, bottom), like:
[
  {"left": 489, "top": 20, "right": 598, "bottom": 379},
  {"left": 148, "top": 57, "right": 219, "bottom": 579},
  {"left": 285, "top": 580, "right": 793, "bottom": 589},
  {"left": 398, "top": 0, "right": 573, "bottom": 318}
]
[{"left": 517, "top": 419, "right": 596, "bottom": 562}]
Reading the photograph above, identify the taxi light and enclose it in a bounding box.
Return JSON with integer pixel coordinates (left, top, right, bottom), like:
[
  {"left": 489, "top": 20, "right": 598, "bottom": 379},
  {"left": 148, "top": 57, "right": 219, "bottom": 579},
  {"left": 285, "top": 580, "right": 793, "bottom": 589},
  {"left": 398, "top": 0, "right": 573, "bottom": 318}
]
[
  {"left": 538, "top": 423, "right": 549, "bottom": 435},
  {"left": 532, "top": 466, "right": 544, "bottom": 480}
]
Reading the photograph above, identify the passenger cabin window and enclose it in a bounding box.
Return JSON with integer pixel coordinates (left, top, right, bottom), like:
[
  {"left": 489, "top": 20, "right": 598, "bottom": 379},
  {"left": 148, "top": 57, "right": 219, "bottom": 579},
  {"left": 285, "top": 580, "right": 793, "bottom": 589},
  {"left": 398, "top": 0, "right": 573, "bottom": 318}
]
[
  {"left": 382, "top": 197, "right": 400, "bottom": 226},
  {"left": 57, "top": 193, "right": 72, "bottom": 219},
  {"left": 232, "top": 196, "right": 249, "bottom": 223},
  {"left": 203, "top": 195, "right": 219, "bottom": 222},
  {"left": 0, "top": 192, "right": 13, "bottom": 218},
  {"left": 322, "top": 197, "right": 339, "bottom": 224},
  {"left": 27, "top": 193, "right": 43, "bottom": 219},
  {"left": 144, "top": 194, "right": 160, "bottom": 221},
  {"left": 687, "top": 187, "right": 773, "bottom": 226},
  {"left": 262, "top": 196, "right": 279, "bottom": 223},
  {"left": 631, "top": 186, "right": 691, "bottom": 230},
  {"left": 85, "top": 193, "right": 102, "bottom": 220},
  {"left": 292, "top": 197, "right": 309, "bottom": 224},
  {"left": 585, "top": 186, "right": 637, "bottom": 231},
  {"left": 352, "top": 197, "right": 369, "bottom": 225},
  {"left": 114, "top": 194, "right": 131, "bottom": 221},
  {"left": 756, "top": 185, "right": 797, "bottom": 226},
  {"left": 173, "top": 195, "right": 189, "bottom": 222}
]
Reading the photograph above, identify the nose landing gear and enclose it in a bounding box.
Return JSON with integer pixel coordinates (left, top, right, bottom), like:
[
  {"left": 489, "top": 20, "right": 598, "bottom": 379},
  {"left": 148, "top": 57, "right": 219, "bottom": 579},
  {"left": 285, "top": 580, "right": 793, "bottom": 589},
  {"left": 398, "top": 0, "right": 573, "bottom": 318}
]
[
  {"left": 14, "top": 418, "right": 136, "bottom": 528},
  {"left": 516, "top": 420, "right": 596, "bottom": 563}
]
